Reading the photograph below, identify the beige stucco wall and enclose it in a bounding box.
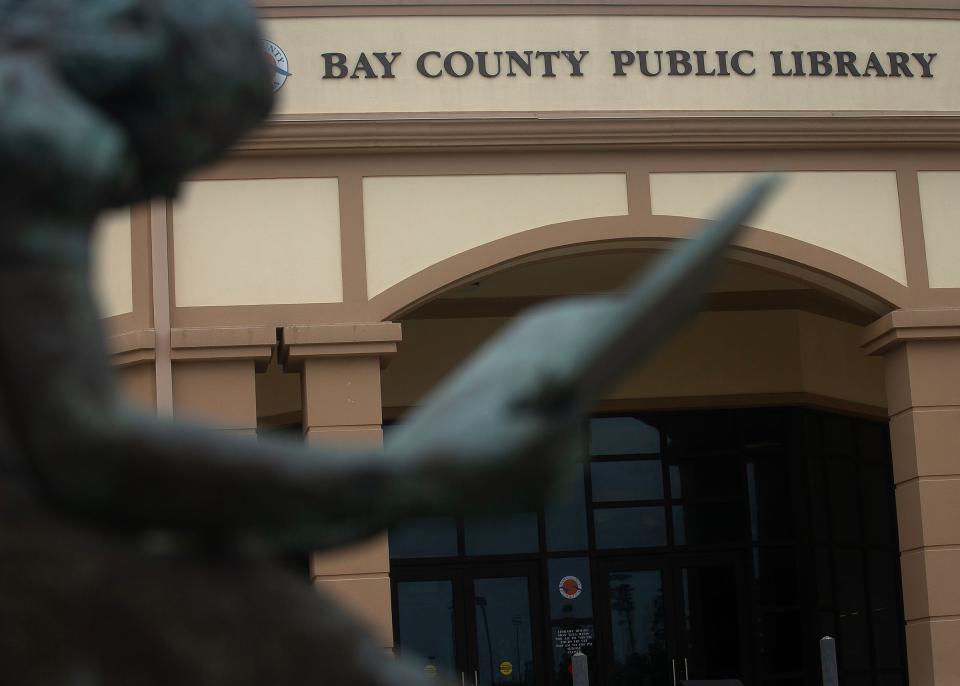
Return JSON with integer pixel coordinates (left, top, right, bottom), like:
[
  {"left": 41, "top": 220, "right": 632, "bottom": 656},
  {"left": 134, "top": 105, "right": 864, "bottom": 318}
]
[
  {"left": 363, "top": 173, "right": 628, "bottom": 297},
  {"left": 917, "top": 171, "right": 960, "bottom": 289},
  {"left": 650, "top": 171, "right": 908, "bottom": 285},
  {"left": 381, "top": 309, "right": 886, "bottom": 410},
  {"left": 265, "top": 16, "right": 958, "bottom": 115},
  {"left": 92, "top": 209, "right": 133, "bottom": 318},
  {"left": 173, "top": 178, "right": 343, "bottom": 307}
]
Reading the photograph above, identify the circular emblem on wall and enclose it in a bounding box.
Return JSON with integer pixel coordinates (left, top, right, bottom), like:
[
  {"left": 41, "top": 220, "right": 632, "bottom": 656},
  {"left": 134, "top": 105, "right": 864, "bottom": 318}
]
[
  {"left": 558, "top": 576, "right": 583, "bottom": 600},
  {"left": 262, "top": 39, "right": 291, "bottom": 92}
]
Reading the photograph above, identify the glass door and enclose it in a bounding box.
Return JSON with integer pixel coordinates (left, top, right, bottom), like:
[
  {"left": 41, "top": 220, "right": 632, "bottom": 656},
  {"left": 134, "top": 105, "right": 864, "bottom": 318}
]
[
  {"left": 597, "top": 554, "right": 750, "bottom": 686},
  {"left": 393, "top": 563, "right": 545, "bottom": 686},
  {"left": 466, "top": 565, "right": 544, "bottom": 686}
]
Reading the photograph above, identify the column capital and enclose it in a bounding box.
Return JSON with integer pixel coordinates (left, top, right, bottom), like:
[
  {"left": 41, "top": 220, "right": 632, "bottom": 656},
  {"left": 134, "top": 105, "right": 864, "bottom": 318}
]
[
  {"left": 862, "top": 307, "right": 960, "bottom": 356},
  {"left": 170, "top": 326, "right": 276, "bottom": 371},
  {"left": 107, "top": 328, "right": 157, "bottom": 368},
  {"left": 280, "top": 322, "right": 402, "bottom": 372}
]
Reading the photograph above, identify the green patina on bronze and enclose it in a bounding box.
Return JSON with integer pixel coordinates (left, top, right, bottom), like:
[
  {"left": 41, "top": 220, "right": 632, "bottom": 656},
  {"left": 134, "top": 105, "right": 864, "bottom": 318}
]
[{"left": 0, "top": 1, "right": 776, "bottom": 683}]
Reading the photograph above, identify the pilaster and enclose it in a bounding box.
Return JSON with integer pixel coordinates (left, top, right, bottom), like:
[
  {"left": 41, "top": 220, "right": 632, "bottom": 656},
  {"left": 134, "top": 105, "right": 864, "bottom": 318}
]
[
  {"left": 281, "top": 321, "right": 402, "bottom": 649},
  {"left": 864, "top": 308, "right": 960, "bottom": 686}
]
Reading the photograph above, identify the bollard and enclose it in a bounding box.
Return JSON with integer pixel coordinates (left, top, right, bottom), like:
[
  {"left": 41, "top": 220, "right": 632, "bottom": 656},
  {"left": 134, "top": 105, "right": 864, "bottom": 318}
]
[
  {"left": 820, "top": 636, "right": 839, "bottom": 686},
  {"left": 571, "top": 652, "right": 589, "bottom": 686}
]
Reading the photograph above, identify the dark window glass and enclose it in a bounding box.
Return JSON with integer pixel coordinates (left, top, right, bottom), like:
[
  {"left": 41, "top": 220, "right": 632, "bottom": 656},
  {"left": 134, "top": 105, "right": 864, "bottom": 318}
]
[
  {"left": 396, "top": 580, "right": 458, "bottom": 677},
  {"left": 464, "top": 512, "right": 539, "bottom": 556},
  {"left": 678, "top": 563, "right": 744, "bottom": 680},
  {"left": 663, "top": 412, "right": 738, "bottom": 454},
  {"left": 673, "top": 503, "right": 744, "bottom": 546},
  {"left": 876, "top": 674, "right": 907, "bottom": 686},
  {"left": 741, "top": 408, "right": 789, "bottom": 449},
  {"left": 818, "top": 611, "right": 837, "bottom": 638},
  {"left": 835, "top": 549, "right": 866, "bottom": 612},
  {"left": 594, "top": 507, "right": 667, "bottom": 549},
  {"left": 835, "top": 551, "right": 870, "bottom": 672},
  {"left": 545, "top": 465, "right": 588, "bottom": 552},
  {"left": 868, "top": 551, "right": 904, "bottom": 670},
  {"left": 671, "top": 458, "right": 742, "bottom": 502},
  {"left": 856, "top": 421, "right": 888, "bottom": 461},
  {"left": 754, "top": 547, "right": 799, "bottom": 605},
  {"left": 860, "top": 463, "right": 895, "bottom": 545},
  {"left": 827, "top": 460, "right": 862, "bottom": 542},
  {"left": 822, "top": 414, "right": 856, "bottom": 456},
  {"left": 474, "top": 577, "right": 535, "bottom": 686},
  {"left": 814, "top": 549, "right": 833, "bottom": 605},
  {"left": 591, "top": 460, "right": 663, "bottom": 502},
  {"left": 757, "top": 610, "right": 802, "bottom": 672},
  {"left": 807, "top": 458, "right": 830, "bottom": 542},
  {"left": 590, "top": 417, "right": 659, "bottom": 456},
  {"left": 606, "top": 570, "right": 668, "bottom": 686},
  {"left": 747, "top": 458, "right": 794, "bottom": 541},
  {"left": 548, "top": 557, "right": 592, "bottom": 620},
  {"left": 390, "top": 517, "right": 458, "bottom": 559}
]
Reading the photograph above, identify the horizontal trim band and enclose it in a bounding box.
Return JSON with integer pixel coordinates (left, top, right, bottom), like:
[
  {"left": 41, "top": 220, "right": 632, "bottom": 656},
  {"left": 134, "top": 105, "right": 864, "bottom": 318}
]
[
  {"left": 236, "top": 113, "right": 960, "bottom": 154},
  {"left": 256, "top": 0, "right": 960, "bottom": 19}
]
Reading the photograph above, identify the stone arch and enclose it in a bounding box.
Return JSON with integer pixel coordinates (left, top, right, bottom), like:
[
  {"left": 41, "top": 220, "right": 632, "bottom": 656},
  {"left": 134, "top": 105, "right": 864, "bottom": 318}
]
[{"left": 367, "top": 214, "right": 909, "bottom": 322}]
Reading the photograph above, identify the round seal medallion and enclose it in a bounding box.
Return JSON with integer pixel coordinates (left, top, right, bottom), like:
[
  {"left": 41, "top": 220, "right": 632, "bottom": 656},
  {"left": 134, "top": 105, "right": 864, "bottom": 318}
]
[
  {"left": 558, "top": 575, "right": 583, "bottom": 600},
  {"left": 262, "top": 40, "right": 291, "bottom": 92}
]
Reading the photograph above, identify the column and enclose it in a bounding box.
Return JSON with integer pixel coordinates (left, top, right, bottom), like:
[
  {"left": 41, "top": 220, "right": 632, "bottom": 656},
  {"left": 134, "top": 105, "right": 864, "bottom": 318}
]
[
  {"left": 863, "top": 308, "right": 960, "bottom": 686},
  {"left": 281, "top": 322, "right": 402, "bottom": 650},
  {"left": 170, "top": 326, "right": 275, "bottom": 434}
]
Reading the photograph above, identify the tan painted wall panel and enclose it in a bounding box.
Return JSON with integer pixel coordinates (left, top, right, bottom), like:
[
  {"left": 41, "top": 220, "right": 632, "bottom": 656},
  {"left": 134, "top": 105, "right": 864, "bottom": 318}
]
[
  {"left": 173, "top": 178, "right": 342, "bottom": 306},
  {"left": 650, "top": 171, "right": 907, "bottom": 284},
  {"left": 364, "top": 174, "right": 628, "bottom": 297},
  {"left": 918, "top": 171, "right": 960, "bottom": 288},
  {"left": 264, "top": 17, "right": 959, "bottom": 115},
  {"left": 381, "top": 309, "right": 885, "bottom": 410},
  {"left": 92, "top": 209, "right": 133, "bottom": 318}
]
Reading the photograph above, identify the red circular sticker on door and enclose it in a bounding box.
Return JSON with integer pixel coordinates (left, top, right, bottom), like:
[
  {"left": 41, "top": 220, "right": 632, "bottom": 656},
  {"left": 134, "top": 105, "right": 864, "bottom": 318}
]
[{"left": 558, "top": 575, "right": 583, "bottom": 600}]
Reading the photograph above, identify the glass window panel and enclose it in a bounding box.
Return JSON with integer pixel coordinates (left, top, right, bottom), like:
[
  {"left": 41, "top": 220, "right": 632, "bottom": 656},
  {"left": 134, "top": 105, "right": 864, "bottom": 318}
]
[
  {"left": 545, "top": 465, "right": 588, "bottom": 552},
  {"left": 827, "top": 460, "right": 862, "bottom": 542},
  {"left": 754, "top": 547, "right": 800, "bottom": 605},
  {"left": 396, "top": 580, "right": 458, "bottom": 678},
  {"left": 876, "top": 674, "right": 907, "bottom": 686},
  {"left": 747, "top": 458, "right": 795, "bottom": 541},
  {"left": 861, "top": 463, "right": 896, "bottom": 545},
  {"left": 552, "top": 624, "right": 596, "bottom": 686},
  {"left": 663, "top": 411, "right": 738, "bottom": 454},
  {"left": 591, "top": 460, "right": 663, "bottom": 502},
  {"left": 589, "top": 417, "right": 660, "bottom": 456},
  {"left": 606, "top": 570, "right": 668, "bottom": 686},
  {"left": 671, "top": 458, "right": 742, "bottom": 502},
  {"left": 464, "top": 512, "right": 539, "bottom": 556},
  {"left": 815, "top": 549, "right": 833, "bottom": 606},
  {"left": 473, "top": 577, "right": 535, "bottom": 686},
  {"left": 868, "top": 551, "right": 904, "bottom": 671},
  {"left": 807, "top": 458, "right": 830, "bottom": 542},
  {"left": 835, "top": 550, "right": 866, "bottom": 612},
  {"left": 757, "top": 611, "right": 802, "bottom": 673},
  {"left": 678, "top": 564, "right": 744, "bottom": 680},
  {"left": 594, "top": 507, "right": 667, "bottom": 549},
  {"left": 548, "top": 557, "right": 593, "bottom": 620},
  {"left": 389, "top": 517, "right": 458, "bottom": 559},
  {"left": 673, "top": 503, "right": 745, "bottom": 546},
  {"left": 741, "top": 408, "right": 789, "bottom": 449},
  {"left": 856, "top": 420, "right": 889, "bottom": 461},
  {"left": 837, "top": 612, "right": 871, "bottom": 672},
  {"left": 822, "top": 414, "right": 856, "bottom": 456}
]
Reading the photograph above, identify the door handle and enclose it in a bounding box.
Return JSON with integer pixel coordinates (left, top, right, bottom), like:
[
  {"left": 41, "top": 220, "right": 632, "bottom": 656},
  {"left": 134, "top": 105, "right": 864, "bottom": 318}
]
[{"left": 671, "top": 658, "right": 677, "bottom": 686}]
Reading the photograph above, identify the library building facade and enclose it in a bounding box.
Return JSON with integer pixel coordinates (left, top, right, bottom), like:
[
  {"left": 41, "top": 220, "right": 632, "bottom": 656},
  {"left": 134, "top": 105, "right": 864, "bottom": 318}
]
[{"left": 93, "top": 1, "right": 960, "bottom": 684}]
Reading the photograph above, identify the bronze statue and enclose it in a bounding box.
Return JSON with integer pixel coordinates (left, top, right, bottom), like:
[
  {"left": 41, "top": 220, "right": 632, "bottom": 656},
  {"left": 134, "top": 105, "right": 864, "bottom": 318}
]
[{"left": 0, "top": 0, "right": 776, "bottom": 683}]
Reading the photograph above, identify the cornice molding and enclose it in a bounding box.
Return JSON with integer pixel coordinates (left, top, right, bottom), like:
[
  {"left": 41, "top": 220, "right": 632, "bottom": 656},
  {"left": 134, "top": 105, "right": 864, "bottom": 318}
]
[
  {"left": 235, "top": 113, "right": 960, "bottom": 155},
  {"left": 862, "top": 308, "right": 960, "bottom": 355},
  {"left": 169, "top": 326, "right": 277, "bottom": 369},
  {"left": 108, "top": 329, "right": 157, "bottom": 368},
  {"left": 280, "top": 322, "right": 403, "bottom": 370},
  {"left": 255, "top": 0, "right": 960, "bottom": 19}
]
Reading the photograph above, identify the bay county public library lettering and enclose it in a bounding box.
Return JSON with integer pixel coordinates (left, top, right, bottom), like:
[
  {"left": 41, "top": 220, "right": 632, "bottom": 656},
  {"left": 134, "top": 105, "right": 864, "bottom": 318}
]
[{"left": 91, "top": 1, "right": 960, "bottom": 684}]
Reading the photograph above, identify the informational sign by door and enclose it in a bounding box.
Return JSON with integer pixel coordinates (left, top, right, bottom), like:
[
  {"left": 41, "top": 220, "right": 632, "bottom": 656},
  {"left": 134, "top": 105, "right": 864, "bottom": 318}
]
[{"left": 553, "top": 625, "right": 594, "bottom": 655}]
